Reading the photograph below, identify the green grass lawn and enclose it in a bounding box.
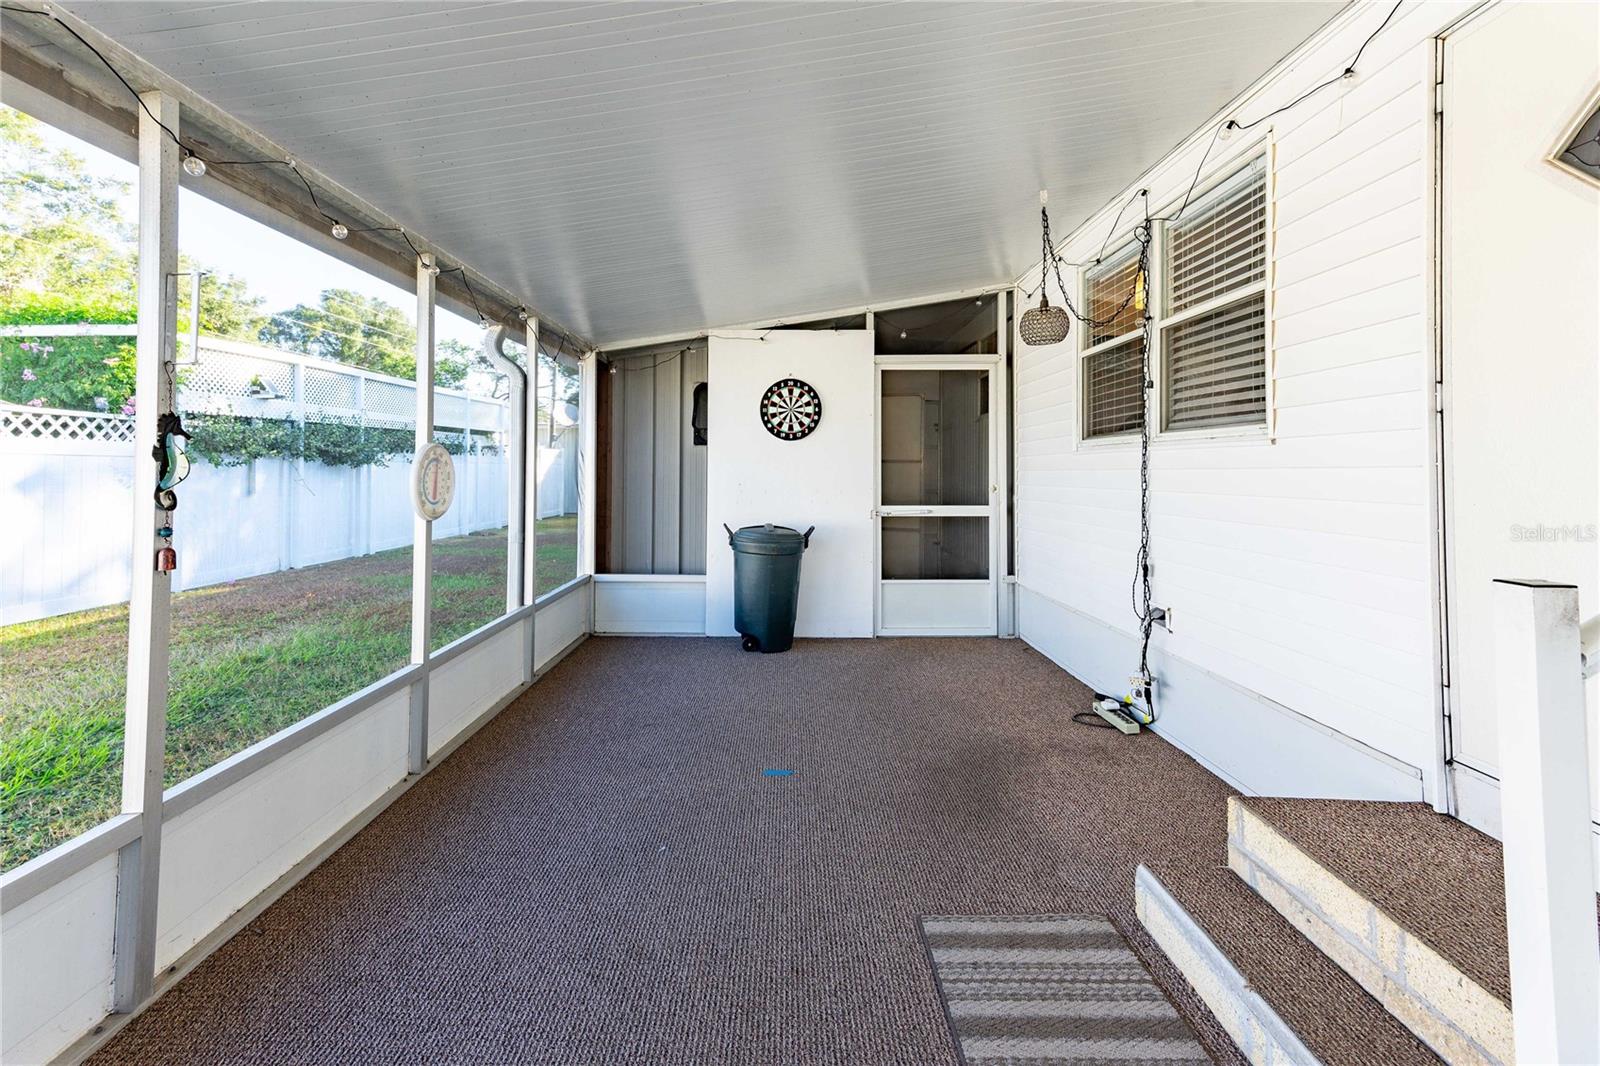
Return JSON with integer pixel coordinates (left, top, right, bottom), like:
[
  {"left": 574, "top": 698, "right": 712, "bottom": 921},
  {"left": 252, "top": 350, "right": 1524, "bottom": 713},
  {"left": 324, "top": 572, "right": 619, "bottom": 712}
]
[{"left": 0, "top": 516, "right": 578, "bottom": 869}]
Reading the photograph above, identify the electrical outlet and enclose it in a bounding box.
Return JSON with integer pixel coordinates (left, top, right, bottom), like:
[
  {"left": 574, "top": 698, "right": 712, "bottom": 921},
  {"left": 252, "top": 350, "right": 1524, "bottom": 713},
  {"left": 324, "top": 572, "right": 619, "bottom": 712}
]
[{"left": 1151, "top": 606, "right": 1171, "bottom": 632}]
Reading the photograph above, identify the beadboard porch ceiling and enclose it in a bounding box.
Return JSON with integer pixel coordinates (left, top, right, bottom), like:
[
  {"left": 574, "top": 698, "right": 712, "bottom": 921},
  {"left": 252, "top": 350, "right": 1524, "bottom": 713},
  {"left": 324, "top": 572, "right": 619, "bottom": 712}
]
[{"left": 57, "top": 1, "right": 1343, "bottom": 346}]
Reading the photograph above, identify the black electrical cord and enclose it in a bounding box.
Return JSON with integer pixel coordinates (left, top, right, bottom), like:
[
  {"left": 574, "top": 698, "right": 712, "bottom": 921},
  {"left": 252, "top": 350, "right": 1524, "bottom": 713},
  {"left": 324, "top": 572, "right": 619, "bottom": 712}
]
[
  {"left": 1026, "top": 0, "right": 1408, "bottom": 296},
  {"left": 1229, "top": 0, "right": 1403, "bottom": 135}
]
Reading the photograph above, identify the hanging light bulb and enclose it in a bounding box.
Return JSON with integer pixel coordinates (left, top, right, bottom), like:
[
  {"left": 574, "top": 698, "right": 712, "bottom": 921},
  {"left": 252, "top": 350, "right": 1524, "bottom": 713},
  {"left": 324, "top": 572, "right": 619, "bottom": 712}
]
[
  {"left": 899, "top": 330, "right": 908, "bottom": 340},
  {"left": 330, "top": 222, "right": 349, "bottom": 240},
  {"left": 181, "top": 152, "right": 206, "bottom": 178},
  {"left": 1019, "top": 191, "right": 1071, "bottom": 347}
]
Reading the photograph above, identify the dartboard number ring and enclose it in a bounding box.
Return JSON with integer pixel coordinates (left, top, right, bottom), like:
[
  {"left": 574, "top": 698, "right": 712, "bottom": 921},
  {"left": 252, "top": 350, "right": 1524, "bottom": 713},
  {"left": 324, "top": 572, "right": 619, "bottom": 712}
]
[{"left": 760, "top": 378, "right": 822, "bottom": 441}]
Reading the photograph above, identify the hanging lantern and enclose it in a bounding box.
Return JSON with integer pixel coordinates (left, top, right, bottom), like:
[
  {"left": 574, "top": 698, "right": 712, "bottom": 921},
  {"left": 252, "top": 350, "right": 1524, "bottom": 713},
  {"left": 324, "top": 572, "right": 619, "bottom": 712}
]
[
  {"left": 1020, "top": 192, "right": 1072, "bottom": 347},
  {"left": 1020, "top": 294, "right": 1070, "bottom": 346}
]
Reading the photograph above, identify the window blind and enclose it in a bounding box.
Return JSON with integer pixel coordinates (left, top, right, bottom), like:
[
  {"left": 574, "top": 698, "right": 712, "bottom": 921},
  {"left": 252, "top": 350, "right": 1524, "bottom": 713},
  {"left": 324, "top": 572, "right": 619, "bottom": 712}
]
[
  {"left": 1165, "top": 159, "right": 1267, "bottom": 315},
  {"left": 1083, "top": 337, "right": 1145, "bottom": 438},
  {"left": 1160, "top": 156, "right": 1268, "bottom": 431},
  {"left": 1086, "top": 244, "right": 1142, "bottom": 347},
  {"left": 1163, "top": 292, "right": 1266, "bottom": 429}
]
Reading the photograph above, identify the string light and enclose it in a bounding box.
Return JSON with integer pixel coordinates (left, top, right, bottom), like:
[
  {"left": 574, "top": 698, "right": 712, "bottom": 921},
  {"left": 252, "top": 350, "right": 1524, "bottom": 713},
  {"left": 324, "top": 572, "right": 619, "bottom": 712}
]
[{"left": 0, "top": 1, "right": 573, "bottom": 343}]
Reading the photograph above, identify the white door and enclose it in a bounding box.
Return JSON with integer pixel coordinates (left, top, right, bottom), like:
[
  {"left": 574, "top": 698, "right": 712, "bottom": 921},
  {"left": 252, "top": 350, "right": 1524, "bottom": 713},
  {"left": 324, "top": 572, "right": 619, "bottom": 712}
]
[
  {"left": 1441, "top": 1, "right": 1600, "bottom": 831},
  {"left": 875, "top": 360, "right": 999, "bottom": 635}
]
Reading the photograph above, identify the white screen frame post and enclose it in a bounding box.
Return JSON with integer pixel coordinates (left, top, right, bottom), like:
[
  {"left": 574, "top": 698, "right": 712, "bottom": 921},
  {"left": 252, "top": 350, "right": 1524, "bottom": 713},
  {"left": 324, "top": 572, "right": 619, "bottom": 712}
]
[
  {"left": 578, "top": 350, "right": 599, "bottom": 581},
  {"left": 522, "top": 316, "right": 539, "bottom": 679},
  {"left": 408, "top": 253, "right": 437, "bottom": 774},
  {"left": 111, "top": 88, "right": 180, "bottom": 1014}
]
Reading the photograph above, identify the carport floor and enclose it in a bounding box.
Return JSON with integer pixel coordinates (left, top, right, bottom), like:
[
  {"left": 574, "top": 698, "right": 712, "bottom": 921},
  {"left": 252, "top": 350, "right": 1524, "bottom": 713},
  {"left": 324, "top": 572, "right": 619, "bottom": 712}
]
[{"left": 92, "top": 637, "right": 1247, "bottom": 1066}]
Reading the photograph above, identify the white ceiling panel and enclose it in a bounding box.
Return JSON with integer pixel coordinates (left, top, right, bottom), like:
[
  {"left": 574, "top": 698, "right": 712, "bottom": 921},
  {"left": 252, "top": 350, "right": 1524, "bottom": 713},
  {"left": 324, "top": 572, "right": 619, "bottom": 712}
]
[{"left": 59, "top": 1, "right": 1343, "bottom": 345}]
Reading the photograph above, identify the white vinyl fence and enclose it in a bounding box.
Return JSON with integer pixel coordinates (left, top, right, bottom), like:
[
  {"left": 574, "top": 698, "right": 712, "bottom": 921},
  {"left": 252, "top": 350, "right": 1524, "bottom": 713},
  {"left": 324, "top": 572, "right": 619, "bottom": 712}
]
[{"left": 1, "top": 336, "right": 578, "bottom": 625}]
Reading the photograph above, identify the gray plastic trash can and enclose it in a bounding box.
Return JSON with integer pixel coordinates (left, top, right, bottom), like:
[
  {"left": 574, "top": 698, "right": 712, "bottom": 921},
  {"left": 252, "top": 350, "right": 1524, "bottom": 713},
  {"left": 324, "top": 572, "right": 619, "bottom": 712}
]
[{"left": 724, "top": 523, "right": 814, "bottom": 653}]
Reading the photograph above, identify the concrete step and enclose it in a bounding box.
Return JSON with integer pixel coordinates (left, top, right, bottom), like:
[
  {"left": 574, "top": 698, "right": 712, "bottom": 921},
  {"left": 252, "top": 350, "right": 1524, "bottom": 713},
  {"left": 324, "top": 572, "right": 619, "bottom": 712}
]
[
  {"left": 1226, "top": 797, "right": 1516, "bottom": 1066},
  {"left": 1136, "top": 862, "right": 1439, "bottom": 1066}
]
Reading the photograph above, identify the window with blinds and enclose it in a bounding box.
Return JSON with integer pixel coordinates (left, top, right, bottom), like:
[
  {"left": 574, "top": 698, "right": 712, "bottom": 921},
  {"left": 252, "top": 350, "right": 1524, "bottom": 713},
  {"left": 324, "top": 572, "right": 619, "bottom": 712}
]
[
  {"left": 1160, "top": 156, "right": 1268, "bottom": 430},
  {"left": 1084, "top": 338, "right": 1145, "bottom": 438},
  {"left": 1080, "top": 242, "right": 1146, "bottom": 440},
  {"left": 1086, "top": 244, "right": 1142, "bottom": 347}
]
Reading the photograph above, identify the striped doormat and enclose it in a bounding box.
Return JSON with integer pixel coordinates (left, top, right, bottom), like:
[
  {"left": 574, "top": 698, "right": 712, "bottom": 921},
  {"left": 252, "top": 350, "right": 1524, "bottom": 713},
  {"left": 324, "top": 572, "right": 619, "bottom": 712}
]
[{"left": 920, "top": 914, "right": 1210, "bottom": 1065}]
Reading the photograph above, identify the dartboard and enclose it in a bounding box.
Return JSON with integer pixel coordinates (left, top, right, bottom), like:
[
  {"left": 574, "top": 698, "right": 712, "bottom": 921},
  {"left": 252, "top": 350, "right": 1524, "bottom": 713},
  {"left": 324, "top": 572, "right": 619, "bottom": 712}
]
[{"left": 759, "top": 378, "right": 822, "bottom": 441}]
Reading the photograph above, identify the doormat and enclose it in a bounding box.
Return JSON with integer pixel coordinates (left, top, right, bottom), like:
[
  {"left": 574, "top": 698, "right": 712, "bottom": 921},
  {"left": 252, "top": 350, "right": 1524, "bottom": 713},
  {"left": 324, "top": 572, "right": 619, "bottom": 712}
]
[{"left": 920, "top": 914, "right": 1209, "bottom": 1065}]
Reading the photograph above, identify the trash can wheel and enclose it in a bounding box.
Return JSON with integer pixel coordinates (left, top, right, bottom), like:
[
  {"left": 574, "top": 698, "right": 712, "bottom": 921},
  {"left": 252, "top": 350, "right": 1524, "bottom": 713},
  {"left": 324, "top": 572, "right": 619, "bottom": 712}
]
[{"left": 741, "top": 635, "right": 760, "bottom": 652}]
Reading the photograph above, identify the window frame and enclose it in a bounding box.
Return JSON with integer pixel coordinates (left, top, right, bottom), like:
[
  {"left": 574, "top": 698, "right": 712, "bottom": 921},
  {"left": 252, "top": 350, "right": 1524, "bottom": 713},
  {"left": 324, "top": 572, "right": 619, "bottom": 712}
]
[
  {"left": 1076, "top": 239, "right": 1147, "bottom": 447},
  {"left": 1152, "top": 141, "right": 1276, "bottom": 443}
]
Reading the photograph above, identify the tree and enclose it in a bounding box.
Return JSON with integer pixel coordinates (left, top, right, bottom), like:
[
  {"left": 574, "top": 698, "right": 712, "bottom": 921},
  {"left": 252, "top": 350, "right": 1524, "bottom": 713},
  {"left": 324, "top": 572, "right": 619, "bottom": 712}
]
[
  {"left": 1, "top": 105, "right": 469, "bottom": 410},
  {"left": 1, "top": 106, "right": 265, "bottom": 410},
  {"left": 260, "top": 288, "right": 471, "bottom": 387}
]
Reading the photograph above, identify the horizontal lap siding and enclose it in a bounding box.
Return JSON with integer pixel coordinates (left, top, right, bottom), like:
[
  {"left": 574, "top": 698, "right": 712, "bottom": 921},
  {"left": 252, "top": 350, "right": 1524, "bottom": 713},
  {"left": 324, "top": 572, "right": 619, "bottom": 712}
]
[{"left": 1016, "top": 3, "right": 1468, "bottom": 775}]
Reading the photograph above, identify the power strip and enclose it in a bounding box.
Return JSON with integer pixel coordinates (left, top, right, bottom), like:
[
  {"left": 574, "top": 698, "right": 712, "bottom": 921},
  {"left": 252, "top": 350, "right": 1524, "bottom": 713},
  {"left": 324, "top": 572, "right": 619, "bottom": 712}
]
[{"left": 1092, "top": 699, "right": 1142, "bottom": 735}]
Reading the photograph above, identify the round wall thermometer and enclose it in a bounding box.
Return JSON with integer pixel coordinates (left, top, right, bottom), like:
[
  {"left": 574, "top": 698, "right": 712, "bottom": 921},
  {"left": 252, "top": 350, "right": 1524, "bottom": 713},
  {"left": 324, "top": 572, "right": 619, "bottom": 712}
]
[
  {"left": 760, "top": 378, "right": 822, "bottom": 441},
  {"left": 412, "top": 442, "right": 456, "bottom": 521}
]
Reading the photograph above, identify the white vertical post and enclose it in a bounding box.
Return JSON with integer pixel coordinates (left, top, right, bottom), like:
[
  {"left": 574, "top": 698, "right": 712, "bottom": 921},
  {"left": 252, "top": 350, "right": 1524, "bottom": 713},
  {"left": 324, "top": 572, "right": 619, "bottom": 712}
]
[
  {"left": 993, "top": 291, "right": 1010, "bottom": 637},
  {"left": 578, "top": 350, "right": 598, "bottom": 579},
  {"left": 408, "top": 254, "right": 436, "bottom": 775},
  {"left": 1492, "top": 578, "right": 1600, "bottom": 1065},
  {"left": 523, "top": 318, "right": 540, "bottom": 679},
  {"left": 496, "top": 342, "right": 523, "bottom": 615},
  {"left": 524, "top": 319, "right": 541, "bottom": 605},
  {"left": 113, "top": 89, "right": 179, "bottom": 1013}
]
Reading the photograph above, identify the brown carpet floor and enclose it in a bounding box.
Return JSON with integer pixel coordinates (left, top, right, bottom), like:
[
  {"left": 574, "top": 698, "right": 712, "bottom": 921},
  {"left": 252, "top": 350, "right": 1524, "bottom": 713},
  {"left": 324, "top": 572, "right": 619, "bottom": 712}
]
[
  {"left": 1147, "top": 863, "right": 1440, "bottom": 1065},
  {"left": 1242, "top": 796, "right": 1600, "bottom": 1008},
  {"left": 93, "top": 637, "right": 1248, "bottom": 1066}
]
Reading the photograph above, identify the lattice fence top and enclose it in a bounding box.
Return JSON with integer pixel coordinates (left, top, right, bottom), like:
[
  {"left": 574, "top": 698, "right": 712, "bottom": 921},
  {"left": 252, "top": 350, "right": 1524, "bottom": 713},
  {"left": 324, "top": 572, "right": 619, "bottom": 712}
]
[
  {"left": 181, "top": 337, "right": 506, "bottom": 434},
  {"left": 2, "top": 402, "right": 137, "bottom": 444},
  {"left": 3, "top": 334, "right": 509, "bottom": 445}
]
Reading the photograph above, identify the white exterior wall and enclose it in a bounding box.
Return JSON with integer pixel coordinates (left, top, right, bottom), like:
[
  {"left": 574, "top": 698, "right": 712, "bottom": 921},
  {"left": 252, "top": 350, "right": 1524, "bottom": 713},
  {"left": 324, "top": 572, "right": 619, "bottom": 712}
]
[
  {"left": 705, "top": 330, "right": 876, "bottom": 638},
  {"left": 1014, "top": 2, "right": 1476, "bottom": 800}
]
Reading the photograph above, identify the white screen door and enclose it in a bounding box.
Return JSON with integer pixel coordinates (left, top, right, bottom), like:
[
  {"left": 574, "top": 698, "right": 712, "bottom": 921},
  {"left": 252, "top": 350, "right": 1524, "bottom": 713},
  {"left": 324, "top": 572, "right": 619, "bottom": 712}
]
[{"left": 875, "top": 361, "right": 998, "bottom": 635}]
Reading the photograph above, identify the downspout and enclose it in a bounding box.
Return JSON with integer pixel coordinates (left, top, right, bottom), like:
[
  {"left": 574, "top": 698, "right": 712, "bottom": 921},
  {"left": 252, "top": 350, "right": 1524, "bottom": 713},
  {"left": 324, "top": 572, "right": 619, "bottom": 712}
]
[{"left": 482, "top": 323, "right": 527, "bottom": 612}]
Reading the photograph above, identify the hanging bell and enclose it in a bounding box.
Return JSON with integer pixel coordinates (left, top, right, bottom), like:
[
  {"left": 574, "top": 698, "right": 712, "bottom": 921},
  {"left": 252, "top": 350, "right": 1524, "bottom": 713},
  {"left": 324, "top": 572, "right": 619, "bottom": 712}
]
[
  {"left": 156, "top": 545, "right": 178, "bottom": 573},
  {"left": 1019, "top": 293, "right": 1071, "bottom": 347}
]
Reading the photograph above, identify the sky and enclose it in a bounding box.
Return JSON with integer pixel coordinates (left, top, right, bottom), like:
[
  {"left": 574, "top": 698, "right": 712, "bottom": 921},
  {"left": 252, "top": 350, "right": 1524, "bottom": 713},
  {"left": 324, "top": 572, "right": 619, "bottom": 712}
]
[{"left": 27, "top": 108, "right": 485, "bottom": 351}]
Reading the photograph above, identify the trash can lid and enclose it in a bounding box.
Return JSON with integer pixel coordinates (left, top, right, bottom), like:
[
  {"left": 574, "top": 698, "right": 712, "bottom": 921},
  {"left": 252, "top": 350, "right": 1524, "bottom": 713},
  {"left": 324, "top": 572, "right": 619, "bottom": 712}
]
[{"left": 729, "top": 523, "right": 808, "bottom": 555}]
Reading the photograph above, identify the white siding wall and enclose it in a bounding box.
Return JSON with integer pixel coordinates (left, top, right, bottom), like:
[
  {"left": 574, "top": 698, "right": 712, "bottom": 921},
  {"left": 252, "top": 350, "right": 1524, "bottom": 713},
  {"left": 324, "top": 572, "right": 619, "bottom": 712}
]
[{"left": 1014, "top": 2, "right": 1473, "bottom": 798}]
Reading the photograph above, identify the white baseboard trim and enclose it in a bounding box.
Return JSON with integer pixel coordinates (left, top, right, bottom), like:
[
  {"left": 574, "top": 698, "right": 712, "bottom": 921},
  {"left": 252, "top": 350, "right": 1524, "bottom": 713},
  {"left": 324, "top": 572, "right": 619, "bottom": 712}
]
[
  {"left": 1017, "top": 585, "right": 1423, "bottom": 801},
  {"left": 1451, "top": 760, "right": 1600, "bottom": 889},
  {"left": 593, "top": 574, "right": 706, "bottom": 635}
]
